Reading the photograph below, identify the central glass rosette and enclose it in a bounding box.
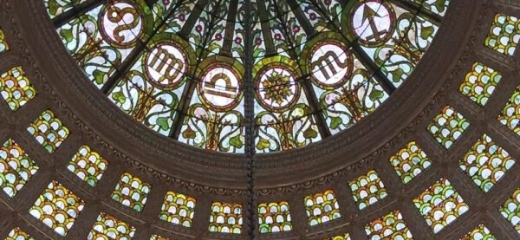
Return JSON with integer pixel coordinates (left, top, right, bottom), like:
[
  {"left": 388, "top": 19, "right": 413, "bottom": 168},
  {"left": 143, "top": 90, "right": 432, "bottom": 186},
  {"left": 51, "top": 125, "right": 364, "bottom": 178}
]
[{"left": 46, "top": 0, "right": 450, "bottom": 153}]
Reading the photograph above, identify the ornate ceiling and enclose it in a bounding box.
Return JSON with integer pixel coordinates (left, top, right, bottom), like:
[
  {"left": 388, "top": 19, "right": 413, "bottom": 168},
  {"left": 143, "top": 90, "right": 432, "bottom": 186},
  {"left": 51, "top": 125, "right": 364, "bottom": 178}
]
[{"left": 0, "top": 0, "right": 519, "bottom": 239}]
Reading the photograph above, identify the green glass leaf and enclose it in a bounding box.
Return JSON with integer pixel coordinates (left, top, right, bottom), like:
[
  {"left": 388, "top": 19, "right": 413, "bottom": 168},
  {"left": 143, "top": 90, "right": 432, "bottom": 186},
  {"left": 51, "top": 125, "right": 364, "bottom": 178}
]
[
  {"left": 257, "top": 138, "right": 271, "bottom": 150},
  {"left": 112, "top": 91, "right": 126, "bottom": 104},
  {"left": 182, "top": 127, "right": 196, "bottom": 139},
  {"left": 392, "top": 68, "right": 405, "bottom": 82},
  {"left": 229, "top": 135, "right": 243, "bottom": 148},
  {"left": 48, "top": 0, "right": 59, "bottom": 16},
  {"left": 421, "top": 26, "right": 435, "bottom": 40},
  {"left": 60, "top": 28, "right": 73, "bottom": 43},
  {"left": 330, "top": 116, "right": 343, "bottom": 129},
  {"left": 303, "top": 128, "right": 317, "bottom": 138},
  {"left": 156, "top": 117, "right": 170, "bottom": 131},
  {"left": 93, "top": 70, "right": 106, "bottom": 85},
  {"left": 369, "top": 89, "right": 384, "bottom": 101}
]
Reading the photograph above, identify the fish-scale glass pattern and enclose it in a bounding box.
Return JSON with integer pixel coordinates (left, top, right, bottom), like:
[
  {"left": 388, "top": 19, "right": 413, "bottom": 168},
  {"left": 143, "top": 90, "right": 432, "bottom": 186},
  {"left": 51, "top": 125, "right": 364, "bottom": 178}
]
[
  {"left": 459, "top": 134, "right": 515, "bottom": 192},
  {"left": 304, "top": 190, "right": 341, "bottom": 226},
  {"left": 428, "top": 106, "right": 469, "bottom": 149},
  {"left": 5, "top": 227, "right": 34, "bottom": 240},
  {"left": 460, "top": 224, "right": 497, "bottom": 240},
  {"left": 485, "top": 13, "right": 520, "bottom": 55},
  {"left": 0, "top": 27, "right": 8, "bottom": 53},
  {"left": 67, "top": 145, "right": 109, "bottom": 187},
  {"left": 413, "top": 178, "right": 469, "bottom": 233},
  {"left": 389, "top": 141, "right": 431, "bottom": 184},
  {"left": 349, "top": 170, "right": 388, "bottom": 210},
  {"left": 208, "top": 202, "right": 242, "bottom": 234},
  {"left": 498, "top": 86, "right": 520, "bottom": 135},
  {"left": 0, "top": 66, "right": 37, "bottom": 111},
  {"left": 459, "top": 62, "right": 501, "bottom": 106},
  {"left": 111, "top": 172, "right": 151, "bottom": 212},
  {"left": 88, "top": 212, "right": 136, "bottom": 239},
  {"left": 365, "top": 210, "right": 413, "bottom": 240},
  {"left": 258, "top": 201, "right": 292, "bottom": 233},
  {"left": 0, "top": 139, "right": 39, "bottom": 198},
  {"left": 29, "top": 180, "right": 85, "bottom": 236},
  {"left": 27, "top": 110, "right": 70, "bottom": 153},
  {"left": 159, "top": 191, "right": 196, "bottom": 227},
  {"left": 499, "top": 188, "right": 520, "bottom": 235}
]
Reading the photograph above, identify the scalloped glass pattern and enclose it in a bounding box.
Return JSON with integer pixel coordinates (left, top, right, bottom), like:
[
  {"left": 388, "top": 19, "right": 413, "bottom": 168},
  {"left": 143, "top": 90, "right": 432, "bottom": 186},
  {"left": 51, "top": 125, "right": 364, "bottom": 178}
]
[
  {"left": 305, "top": 189, "right": 341, "bottom": 226},
  {"left": 0, "top": 28, "right": 8, "bottom": 53},
  {"left": 111, "top": 172, "right": 151, "bottom": 212},
  {"left": 459, "top": 62, "right": 501, "bottom": 106},
  {"left": 159, "top": 191, "right": 196, "bottom": 227},
  {"left": 365, "top": 210, "right": 413, "bottom": 239},
  {"left": 67, "top": 145, "right": 109, "bottom": 187},
  {"left": 485, "top": 13, "right": 520, "bottom": 56},
  {"left": 27, "top": 110, "right": 70, "bottom": 153},
  {"left": 460, "top": 224, "right": 497, "bottom": 240},
  {"left": 349, "top": 170, "right": 388, "bottom": 210},
  {"left": 258, "top": 201, "right": 292, "bottom": 233},
  {"left": 29, "top": 180, "right": 85, "bottom": 236},
  {"left": 6, "top": 227, "right": 34, "bottom": 240},
  {"left": 324, "top": 233, "right": 351, "bottom": 240},
  {"left": 459, "top": 134, "right": 515, "bottom": 193},
  {"left": 390, "top": 141, "right": 431, "bottom": 184},
  {"left": 0, "top": 66, "right": 36, "bottom": 111},
  {"left": 498, "top": 86, "right": 520, "bottom": 135},
  {"left": 0, "top": 138, "right": 39, "bottom": 198},
  {"left": 43, "top": 0, "right": 451, "bottom": 153},
  {"left": 413, "top": 178, "right": 469, "bottom": 233},
  {"left": 499, "top": 188, "right": 520, "bottom": 235},
  {"left": 428, "top": 106, "right": 469, "bottom": 149},
  {"left": 208, "top": 202, "right": 243, "bottom": 234},
  {"left": 88, "top": 212, "right": 136, "bottom": 239}
]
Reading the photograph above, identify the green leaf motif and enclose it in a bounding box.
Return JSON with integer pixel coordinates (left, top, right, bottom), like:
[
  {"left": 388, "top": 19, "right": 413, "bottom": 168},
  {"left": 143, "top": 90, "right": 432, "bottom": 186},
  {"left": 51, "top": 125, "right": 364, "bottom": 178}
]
[
  {"left": 303, "top": 128, "right": 318, "bottom": 139},
  {"left": 182, "top": 127, "right": 196, "bottom": 139},
  {"left": 93, "top": 70, "right": 107, "bottom": 85},
  {"left": 421, "top": 26, "right": 435, "bottom": 40},
  {"left": 229, "top": 135, "right": 243, "bottom": 148},
  {"left": 156, "top": 117, "right": 170, "bottom": 131},
  {"left": 369, "top": 89, "right": 384, "bottom": 101},
  {"left": 256, "top": 138, "right": 271, "bottom": 150},
  {"left": 60, "top": 28, "right": 74, "bottom": 43},
  {"left": 330, "top": 116, "right": 343, "bottom": 130},
  {"left": 112, "top": 91, "right": 126, "bottom": 104},
  {"left": 392, "top": 68, "right": 405, "bottom": 83}
]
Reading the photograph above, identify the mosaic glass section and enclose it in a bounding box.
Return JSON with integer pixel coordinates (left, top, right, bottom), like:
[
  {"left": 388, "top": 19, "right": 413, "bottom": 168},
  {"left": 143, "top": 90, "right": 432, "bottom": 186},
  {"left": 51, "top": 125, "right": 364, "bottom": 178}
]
[
  {"left": 5, "top": 227, "right": 34, "bottom": 240},
  {"left": 0, "top": 28, "right": 8, "bottom": 53},
  {"left": 305, "top": 190, "right": 341, "bottom": 226},
  {"left": 0, "top": 67, "right": 37, "bottom": 111},
  {"left": 414, "top": 178, "right": 469, "bottom": 233},
  {"left": 88, "top": 212, "right": 136, "bottom": 239},
  {"left": 323, "top": 234, "right": 351, "bottom": 240},
  {"left": 499, "top": 188, "right": 520, "bottom": 234},
  {"left": 29, "top": 180, "right": 85, "bottom": 236},
  {"left": 208, "top": 202, "right": 242, "bottom": 234},
  {"left": 67, "top": 145, "right": 108, "bottom": 187},
  {"left": 159, "top": 191, "right": 196, "bottom": 227},
  {"left": 460, "top": 224, "right": 497, "bottom": 240},
  {"left": 349, "top": 170, "right": 388, "bottom": 210},
  {"left": 460, "top": 134, "right": 515, "bottom": 192},
  {"left": 485, "top": 13, "right": 520, "bottom": 56},
  {"left": 459, "top": 62, "right": 501, "bottom": 106},
  {"left": 258, "top": 201, "right": 292, "bottom": 233},
  {"left": 111, "top": 172, "right": 151, "bottom": 212},
  {"left": 428, "top": 106, "right": 469, "bottom": 149},
  {"left": 150, "top": 235, "right": 174, "bottom": 240},
  {"left": 365, "top": 210, "right": 413, "bottom": 240},
  {"left": 390, "top": 141, "right": 431, "bottom": 184},
  {"left": 0, "top": 139, "right": 39, "bottom": 198},
  {"left": 27, "top": 110, "right": 70, "bottom": 153},
  {"left": 45, "top": 0, "right": 450, "bottom": 153},
  {"left": 498, "top": 86, "right": 520, "bottom": 135}
]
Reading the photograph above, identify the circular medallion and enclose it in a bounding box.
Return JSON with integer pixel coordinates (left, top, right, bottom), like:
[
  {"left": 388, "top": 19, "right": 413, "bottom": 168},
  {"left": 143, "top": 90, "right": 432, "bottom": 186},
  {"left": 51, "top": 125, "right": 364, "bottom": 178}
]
[
  {"left": 350, "top": 1, "right": 396, "bottom": 47},
  {"left": 100, "top": 2, "right": 144, "bottom": 48},
  {"left": 198, "top": 65, "right": 242, "bottom": 111},
  {"left": 256, "top": 66, "right": 299, "bottom": 111},
  {"left": 145, "top": 43, "right": 187, "bottom": 89},
  {"left": 309, "top": 41, "right": 353, "bottom": 88}
]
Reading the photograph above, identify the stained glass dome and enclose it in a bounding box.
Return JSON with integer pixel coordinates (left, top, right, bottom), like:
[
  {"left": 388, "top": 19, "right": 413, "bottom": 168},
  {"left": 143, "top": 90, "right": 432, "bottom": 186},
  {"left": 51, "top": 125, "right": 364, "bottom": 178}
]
[{"left": 45, "top": 0, "right": 449, "bottom": 153}]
